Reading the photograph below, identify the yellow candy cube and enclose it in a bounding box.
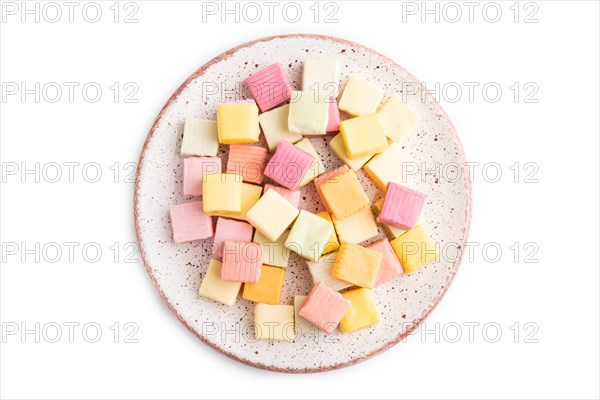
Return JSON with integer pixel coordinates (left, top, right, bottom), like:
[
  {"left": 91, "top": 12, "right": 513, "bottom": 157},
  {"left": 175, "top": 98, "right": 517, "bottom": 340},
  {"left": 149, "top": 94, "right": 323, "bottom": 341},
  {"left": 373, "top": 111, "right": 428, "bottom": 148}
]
[
  {"left": 332, "top": 206, "right": 378, "bottom": 244},
  {"left": 319, "top": 169, "right": 370, "bottom": 220},
  {"left": 217, "top": 103, "right": 260, "bottom": 144},
  {"left": 332, "top": 242, "right": 382, "bottom": 289},
  {"left": 340, "top": 288, "right": 380, "bottom": 333},
  {"left": 254, "top": 303, "right": 295, "bottom": 342},
  {"left": 315, "top": 211, "right": 340, "bottom": 254},
  {"left": 364, "top": 142, "right": 412, "bottom": 190},
  {"left": 378, "top": 96, "right": 421, "bottom": 143},
  {"left": 202, "top": 173, "right": 243, "bottom": 217},
  {"left": 228, "top": 183, "right": 263, "bottom": 221},
  {"left": 338, "top": 74, "right": 384, "bottom": 117},
  {"left": 390, "top": 225, "right": 438, "bottom": 274},
  {"left": 242, "top": 265, "right": 285, "bottom": 304},
  {"left": 340, "top": 114, "right": 388, "bottom": 159}
]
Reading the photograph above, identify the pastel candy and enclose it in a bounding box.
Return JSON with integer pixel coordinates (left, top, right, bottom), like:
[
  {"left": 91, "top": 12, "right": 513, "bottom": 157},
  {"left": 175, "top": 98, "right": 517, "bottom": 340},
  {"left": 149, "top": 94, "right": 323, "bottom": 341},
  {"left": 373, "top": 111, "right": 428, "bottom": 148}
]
[
  {"left": 332, "top": 206, "right": 378, "bottom": 244},
  {"left": 367, "top": 238, "right": 404, "bottom": 286},
  {"left": 332, "top": 242, "right": 382, "bottom": 289},
  {"left": 299, "top": 282, "right": 351, "bottom": 334},
  {"left": 284, "top": 210, "right": 334, "bottom": 262},
  {"left": 253, "top": 229, "right": 290, "bottom": 268},
  {"left": 364, "top": 142, "right": 412, "bottom": 190},
  {"left": 315, "top": 211, "right": 340, "bottom": 254},
  {"left": 319, "top": 169, "right": 370, "bottom": 220},
  {"left": 294, "top": 138, "right": 325, "bottom": 187},
  {"left": 226, "top": 144, "right": 268, "bottom": 185},
  {"left": 254, "top": 303, "right": 295, "bottom": 342},
  {"left": 294, "top": 295, "right": 314, "bottom": 335},
  {"left": 217, "top": 102, "right": 260, "bottom": 144},
  {"left": 338, "top": 74, "right": 384, "bottom": 117},
  {"left": 306, "top": 252, "right": 352, "bottom": 292},
  {"left": 221, "top": 240, "right": 263, "bottom": 283},
  {"left": 378, "top": 96, "right": 422, "bottom": 143},
  {"left": 244, "top": 63, "right": 292, "bottom": 112},
  {"left": 327, "top": 97, "right": 341, "bottom": 133},
  {"left": 242, "top": 265, "right": 285, "bottom": 305},
  {"left": 181, "top": 119, "right": 219, "bottom": 157},
  {"left": 183, "top": 157, "right": 221, "bottom": 197},
  {"left": 288, "top": 90, "right": 328, "bottom": 135},
  {"left": 378, "top": 182, "right": 425, "bottom": 230},
  {"left": 170, "top": 201, "right": 214, "bottom": 243},
  {"left": 202, "top": 173, "right": 243, "bottom": 217},
  {"left": 339, "top": 114, "right": 388, "bottom": 158},
  {"left": 246, "top": 189, "right": 299, "bottom": 241},
  {"left": 329, "top": 134, "right": 374, "bottom": 171},
  {"left": 258, "top": 104, "right": 303, "bottom": 152},
  {"left": 212, "top": 218, "right": 254, "bottom": 258},
  {"left": 339, "top": 288, "right": 380, "bottom": 333},
  {"left": 390, "top": 224, "right": 438, "bottom": 274},
  {"left": 228, "top": 183, "right": 263, "bottom": 221},
  {"left": 302, "top": 59, "right": 340, "bottom": 100},
  {"left": 264, "top": 140, "right": 314, "bottom": 191},
  {"left": 198, "top": 259, "right": 242, "bottom": 306},
  {"left": 313, "top": 165, "right": 349, "bottom": 212},
  {"left": 263, "top": 184, "right": 300, "bottom": 208}
]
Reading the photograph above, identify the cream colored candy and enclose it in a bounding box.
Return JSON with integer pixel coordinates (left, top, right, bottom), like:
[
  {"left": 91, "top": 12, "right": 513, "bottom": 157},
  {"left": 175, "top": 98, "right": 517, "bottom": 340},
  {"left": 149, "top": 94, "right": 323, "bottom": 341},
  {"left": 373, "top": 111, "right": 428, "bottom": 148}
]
[
  {"left": 332, "top": 206, "right": 379, "bottom": 244},
  {"left": 294, "top": 295, "right": 314, "bottom": 335},
  {"left": 338, "top": 74, "right": 384, "bottom": 117},
  {"left": 306, "top": 252, "right": 353, "bottom": 292},
  {"left": 258, "top": 104, "right": 303, "bottom": 152},
  {"left": 228, "top": 183, "right": 263, "bottom": 221},
  {"left": 181, "top": 119, "right": 219, "bottom": 157},
  {"left": 246, "top": 189, "right": 299, "bottom": 241},
  {"left": 339, "top": 114, "right": 388, "bottom": 158},
  {"left": 198, "top": 259, "right": 242, "bottom": 306},
  {"left": 285, "top": 210, "right": 334, "bottom": 262},
  {"left": 253, "top": 230, "right": 290, "bottom": 268},
  {"left": 364, "top": 142, "right": 412, "bottom": 190},
  {"left": 294, "top": 138, "right": 325, "bottom": 187},
  {"left": 288, "top": 90, "right": 328, "bottom": 135},
  {"left": 378, "top": 96, "right": 422, "bottom": 143},
  {"left": 329, "top": 134, "right": 374, "bottom": 171},
  {"left": 254, "top": 303, "right": 295, "bottom": 342},
  {"left": 302, "top": 59, "right": 340, "bottom": 101}
]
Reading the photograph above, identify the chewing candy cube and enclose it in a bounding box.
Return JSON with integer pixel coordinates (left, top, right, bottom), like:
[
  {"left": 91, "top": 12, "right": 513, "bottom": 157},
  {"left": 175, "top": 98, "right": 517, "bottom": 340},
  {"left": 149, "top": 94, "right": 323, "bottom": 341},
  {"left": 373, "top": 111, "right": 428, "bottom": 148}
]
[
  {"left": 302, "top": 59, "right": 340, "bottom": 100},
  {"left": 306, "top": 252, "right": 352, "bottom": 292},
  {"left": 284, "top": 210, "right": 334, "bottom": 262},
  {"left": 339, "top": 288, "right": 380, "bottom": 333},
  {"left": 332, "top": 206, "right": 379, "bottom": 244},
  {"left": 339, "top": 114, "right": 388, "bottom": 158},
  {"left": 288, "top": 90, "right": 329, "bottom": 135},
  {"left": 226, "top": 144, "right": 268, "bottom": 185},
  {"left": 378, "top": 96, "right": 422, "bottom": 143},
  {"left": 319, "top": 169, "right": 370, "bottom": 220},
  {"left": 254, "top": 303, "right": 295, "bottom": 341},
  {"left": 329, "top": 134, "right": 374, "bottom": 171},
  {"left": 313, "top": 165, "right": 349, "bottom": 212},
  {"left": 315, "top": 211, "right": 340, "bottom": 254},
  {"left": 253, "top": 229, "right": 290, "bottom": 268},
  {"left": 198, "top": 259, "right": 242, "bottom": 306},
  {"left": 390, "top": 224, "right": 438, "bottom": 274},
  {"left": 367, "top": 238, "right": 404, "bottom": 286},
  {"left": 246, "top": 189, "right": 299, "bottom": 241},
  {"left": 217, "top": 102, "right": 260, "bottom": 144},
  {"left": 221, "top": 240, "right": 263, "bottom": 283},
  {"left": 364, "top": 142, "right": 412, "bottom": 190},
  {"left": 298, "top": 282, "right": 351, "bottom": 334},
  {"left": 181, "top": 119, "right": 219, "bottom": 157},
  {"left": 202, "top": 173, "right": 243, "bottom": 217},
  {"left": 242, "top": 265, "right": 285, "bottom": 305},
  {"left": 170, "top": 201, "right": 214, "bottom": 243},
  {"left": 294, "top": 138, "right": 325, "bottom": 187},
  {"left": 244, "top": 63, "right": 292, "bottom": 112},
  {"left": 258, "top": 104, "right": 303, "bottom": 152},
  {"left": 264, "top": 140, "right": 314, "bottom": 191},
  {"left": 338, "top": 74, "right": 384, "bottom": 117},
  {"left": 332, "top": 242, "right": 382, "bottom": 289},
  {"left": 263, "top": 184, "right": 301, "bottom": 208},
  {"left": 377, "top": 182, "right": 425, "bottom": 230}
]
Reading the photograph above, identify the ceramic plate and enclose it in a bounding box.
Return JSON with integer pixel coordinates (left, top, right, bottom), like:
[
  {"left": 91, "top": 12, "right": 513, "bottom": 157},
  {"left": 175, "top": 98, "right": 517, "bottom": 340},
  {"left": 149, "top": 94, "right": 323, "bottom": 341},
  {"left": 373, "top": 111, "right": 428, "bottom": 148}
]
[{"left": 134, "top": 34, "right": 471, "bottom": 373}]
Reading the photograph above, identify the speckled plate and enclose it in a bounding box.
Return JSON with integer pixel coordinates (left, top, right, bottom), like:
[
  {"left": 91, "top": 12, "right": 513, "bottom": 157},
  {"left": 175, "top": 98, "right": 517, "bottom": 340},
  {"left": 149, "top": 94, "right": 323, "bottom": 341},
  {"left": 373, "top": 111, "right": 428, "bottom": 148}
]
[{"left": 134, "top": 34, "right": 471, "bottom": 373}]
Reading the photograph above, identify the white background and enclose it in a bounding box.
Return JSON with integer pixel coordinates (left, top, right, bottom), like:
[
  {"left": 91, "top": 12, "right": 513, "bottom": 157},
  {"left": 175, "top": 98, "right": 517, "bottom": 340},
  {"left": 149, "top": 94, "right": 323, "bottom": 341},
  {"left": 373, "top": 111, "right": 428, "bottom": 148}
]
[{"left": 1, "top": 1, "right": 599, "bottom": 399}]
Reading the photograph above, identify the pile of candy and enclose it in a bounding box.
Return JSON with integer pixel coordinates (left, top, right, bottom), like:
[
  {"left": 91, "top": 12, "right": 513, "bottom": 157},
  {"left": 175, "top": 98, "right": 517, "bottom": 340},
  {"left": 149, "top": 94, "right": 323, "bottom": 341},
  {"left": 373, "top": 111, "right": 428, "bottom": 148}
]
[{"left": 170, "top": 60, "right": 438, "bottom": 340}]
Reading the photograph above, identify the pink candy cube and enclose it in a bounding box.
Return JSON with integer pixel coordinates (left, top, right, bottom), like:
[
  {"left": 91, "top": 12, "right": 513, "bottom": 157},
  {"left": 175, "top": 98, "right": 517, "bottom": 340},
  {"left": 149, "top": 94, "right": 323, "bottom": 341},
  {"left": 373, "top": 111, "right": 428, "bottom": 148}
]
[
  {"left": 169, "top": 201, "right": 214, "bottom": 243},
  {"left": 367, "top": 238, "right": 404, "bottom": 286},
  {"left": 226, "top": 144, "right": 269, "bottom": 185},
  {"left": 299, "top": 282, "right": 351, "bottom": 334},
  {"left": 327, "top": 97, "right": 341, "bottom": 133},
  {"left": 212, "top": 217, "right": 254, "bottom": 258},
  {"left": 377, "top": 182, "right": 425, "bottom": 230},
  {"left": 263, "top": 183, "right": 301, "bottom": 208},
  {"left": 313, "top": 165, "right": 350, "bottom": 212},
  {"left": 183, "top": 157, "right": 222, "bottom": 197},
  {"left": 221, "top": 240, "right": 263, "bottom": 283},
  {"left": 264, "top": 140, "right": 314, "bottom": 191},
  {"left": 244, "top": 63, "right": 292, "bottom": 112}
]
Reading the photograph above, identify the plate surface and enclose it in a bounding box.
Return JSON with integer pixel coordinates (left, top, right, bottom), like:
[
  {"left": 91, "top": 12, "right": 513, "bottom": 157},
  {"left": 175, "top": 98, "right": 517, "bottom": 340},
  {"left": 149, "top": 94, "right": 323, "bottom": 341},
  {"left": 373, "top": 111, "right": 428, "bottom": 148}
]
[{"left": 134, "top": 34, "right": 471, "bottom": 373}]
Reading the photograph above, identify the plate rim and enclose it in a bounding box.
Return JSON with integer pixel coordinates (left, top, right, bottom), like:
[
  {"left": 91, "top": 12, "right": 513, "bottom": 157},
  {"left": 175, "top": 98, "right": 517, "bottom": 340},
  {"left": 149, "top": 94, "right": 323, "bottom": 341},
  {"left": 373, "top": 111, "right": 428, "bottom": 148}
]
[{"left": 133, "top": 33, "right": 473, "bottom": 374}]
